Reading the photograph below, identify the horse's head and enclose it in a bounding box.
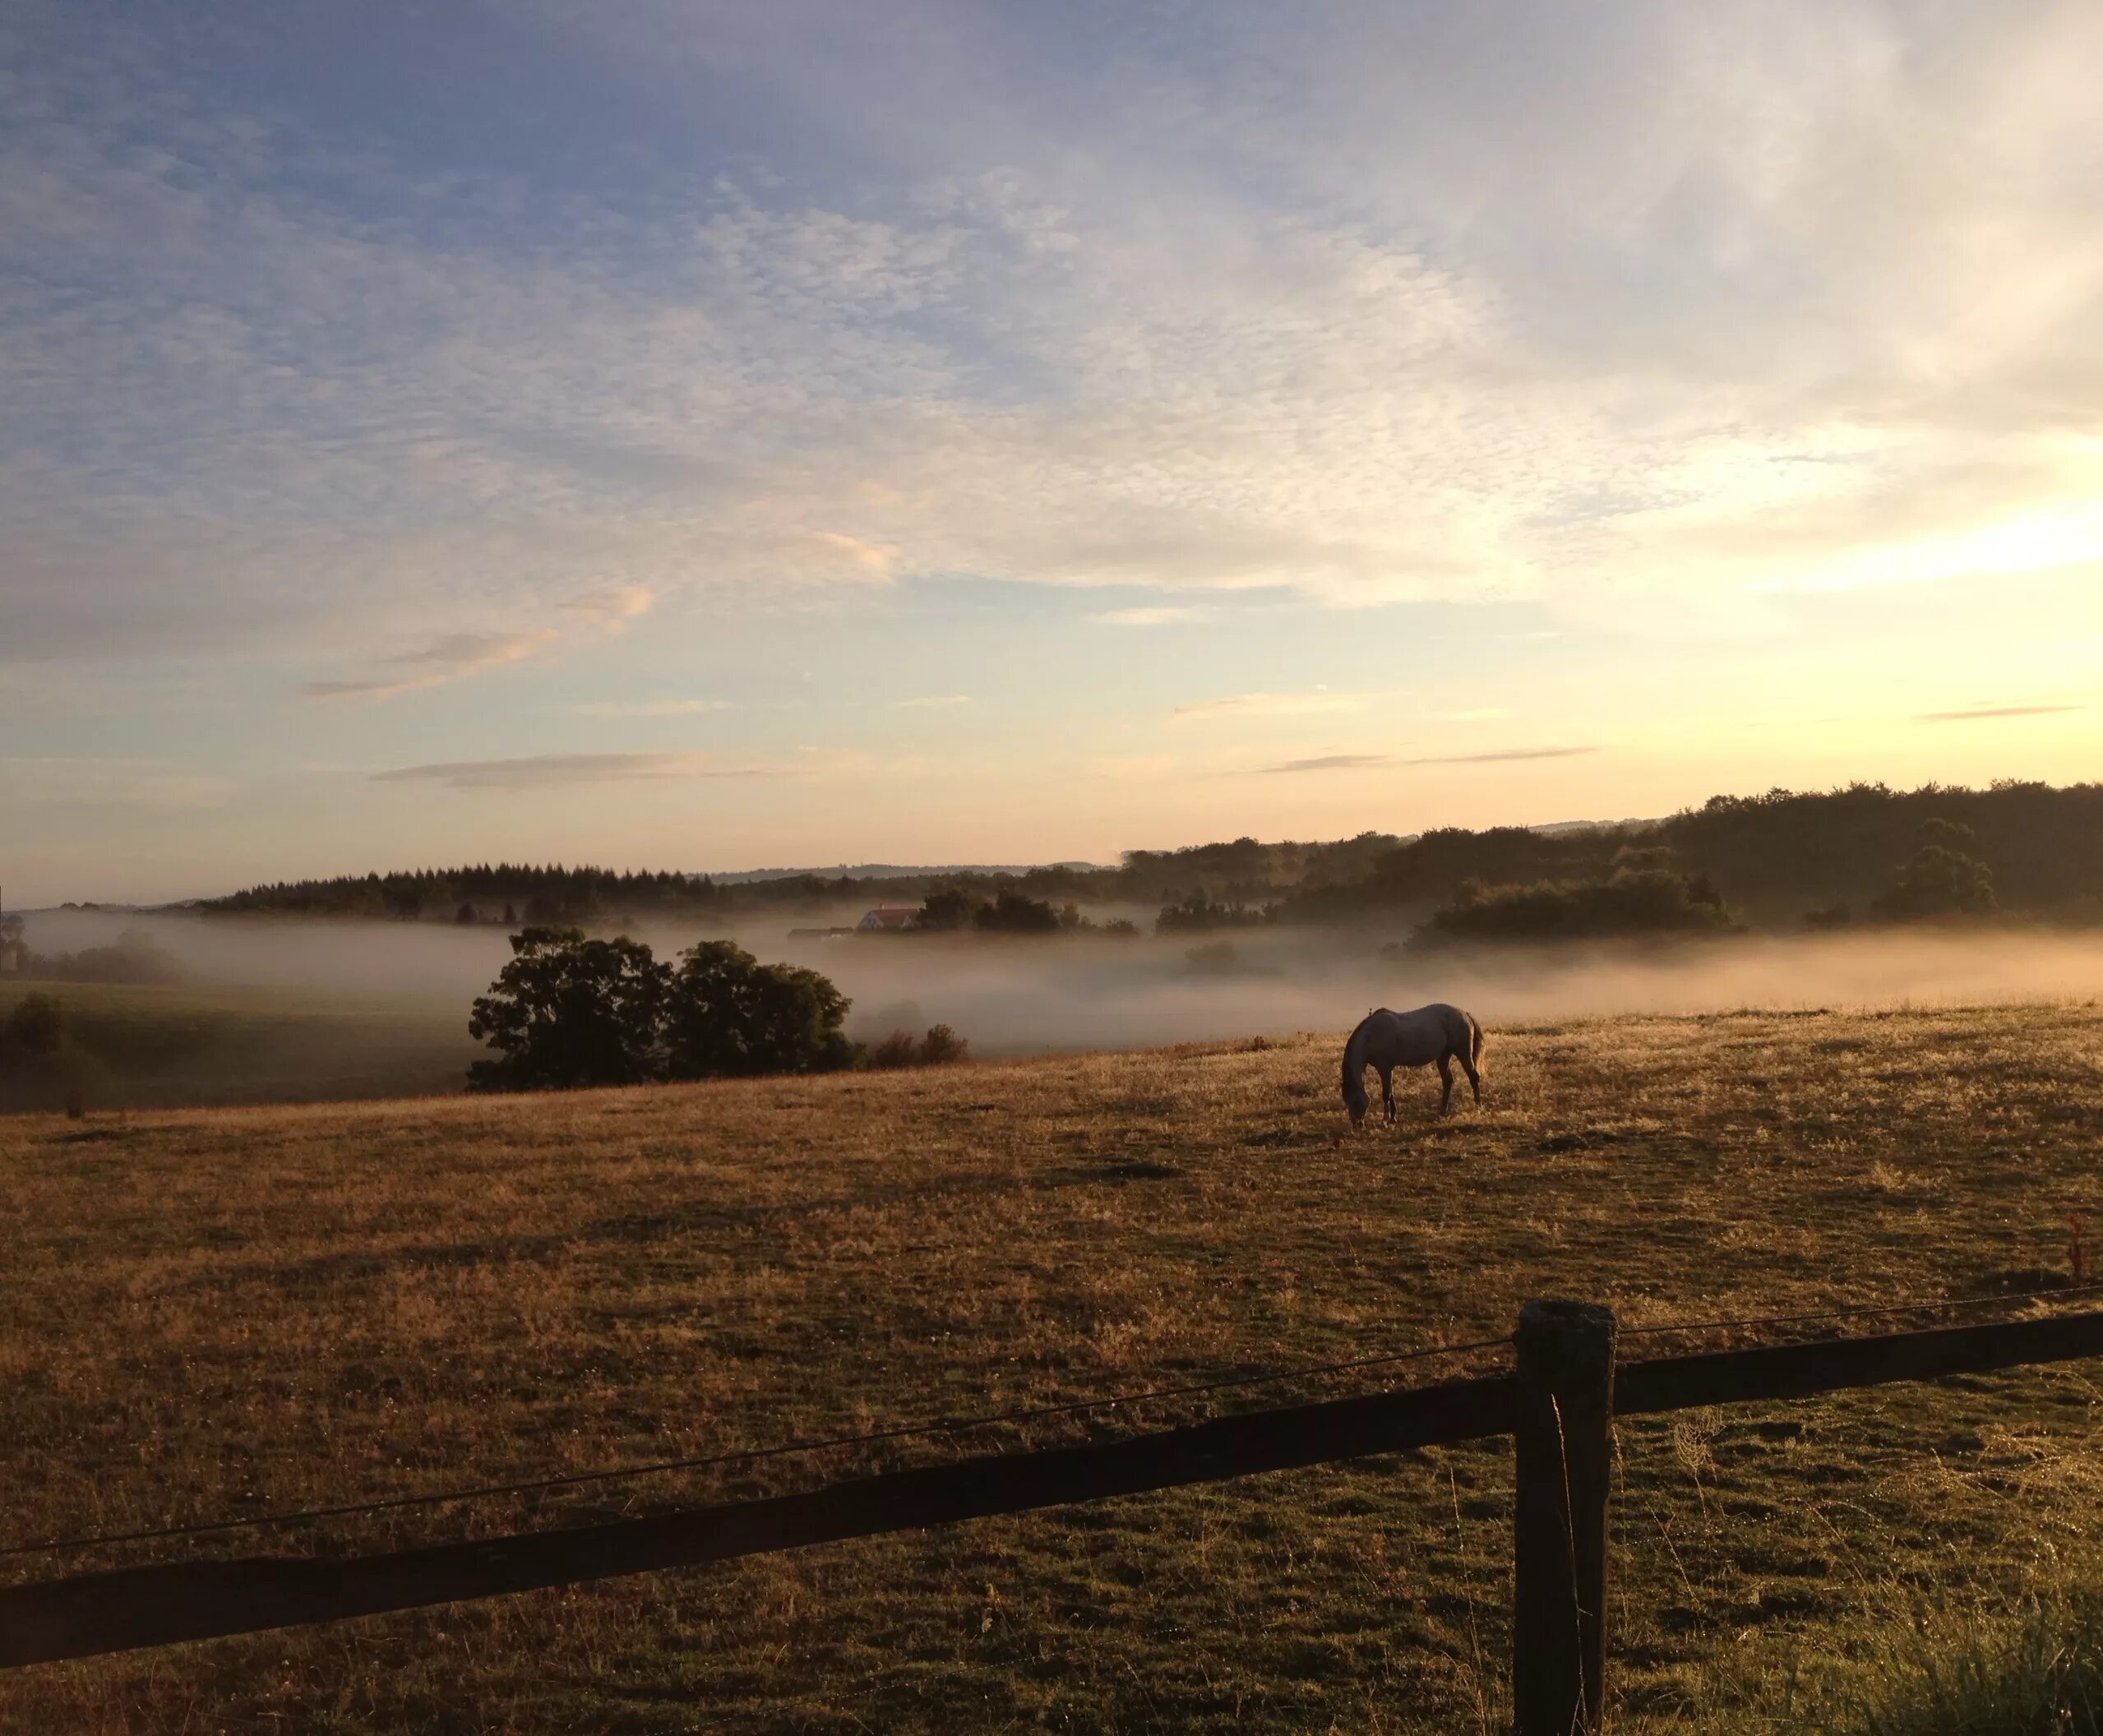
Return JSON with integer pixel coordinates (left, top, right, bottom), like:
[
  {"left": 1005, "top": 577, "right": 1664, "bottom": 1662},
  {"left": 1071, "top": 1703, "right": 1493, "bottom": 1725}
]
[{"left": 1342, "top": 1070, "right": 1370, "bottom": 1129}]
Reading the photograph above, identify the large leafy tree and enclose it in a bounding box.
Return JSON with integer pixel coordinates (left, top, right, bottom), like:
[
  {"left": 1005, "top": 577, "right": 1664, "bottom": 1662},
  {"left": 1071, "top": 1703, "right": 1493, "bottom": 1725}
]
[
  {"left": 661, "top": 940, "right": 854, "bottom": 1078},
  {"left": 1870, "top": 840, "right": 1997, "bottom": 921},
  {"left": 466, "top": 927, "right": 668, "bottom": 1092}
]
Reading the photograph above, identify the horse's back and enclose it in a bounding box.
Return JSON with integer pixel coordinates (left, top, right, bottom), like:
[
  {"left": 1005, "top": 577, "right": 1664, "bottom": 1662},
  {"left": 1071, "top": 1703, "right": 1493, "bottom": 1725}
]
[{"left": 1364, "top": 1002, "right": 1473, "bottom": 1066}]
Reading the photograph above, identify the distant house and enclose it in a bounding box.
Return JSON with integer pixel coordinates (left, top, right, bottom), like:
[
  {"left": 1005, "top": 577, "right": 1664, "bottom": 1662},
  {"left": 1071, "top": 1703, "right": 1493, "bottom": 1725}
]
[{"left": 855, "top": 906, "right": 922, "bottom": 934}]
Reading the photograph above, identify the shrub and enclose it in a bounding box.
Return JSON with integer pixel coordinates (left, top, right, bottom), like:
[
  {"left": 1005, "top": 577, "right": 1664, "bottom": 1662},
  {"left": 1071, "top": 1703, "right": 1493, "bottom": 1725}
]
[
  {"left": 870, "top": 1028, "right": 919, "bottom": 1069},
  {"left": 918, "top": 1023, "right": 968, "bottom": 1064},
  {"left": 2, "top": 993, "right": 64, "bottom": 1060},
  {"left": 466, "top": 928, "right": 668, "bottom": 1092}
]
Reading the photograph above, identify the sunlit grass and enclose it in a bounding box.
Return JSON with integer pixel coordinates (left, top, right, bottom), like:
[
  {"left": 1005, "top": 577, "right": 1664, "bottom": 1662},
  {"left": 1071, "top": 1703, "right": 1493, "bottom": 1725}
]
[{"left": 1, "top": 1004, "right": 2100, "bottom": 1730}]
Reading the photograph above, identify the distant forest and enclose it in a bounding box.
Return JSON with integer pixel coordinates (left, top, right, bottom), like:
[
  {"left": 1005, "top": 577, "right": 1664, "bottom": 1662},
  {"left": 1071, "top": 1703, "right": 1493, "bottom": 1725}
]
[{"left": 193, "top": 781, "right": 2103, "bottom": 932}]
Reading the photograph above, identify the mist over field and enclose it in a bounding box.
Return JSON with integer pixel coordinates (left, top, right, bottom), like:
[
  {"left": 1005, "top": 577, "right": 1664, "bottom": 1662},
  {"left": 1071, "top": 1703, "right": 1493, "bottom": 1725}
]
[{"left": 16, "top": 905, "right": 2103, "bottom": 1072}]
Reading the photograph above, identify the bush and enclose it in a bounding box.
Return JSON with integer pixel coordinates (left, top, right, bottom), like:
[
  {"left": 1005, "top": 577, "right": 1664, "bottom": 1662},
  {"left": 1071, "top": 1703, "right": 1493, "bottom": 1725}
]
[
  {"left": 2, "top": 993, "right": 64, "bottom": 1060},
  {"left": 918, "top": 1023, "right": 968, "bottom": 1064},
  {"left": 867, "top": 1023, "right": 968, "bottom": 1069},
  {"left": 870, "top": 1028, "right": 919, "bottom": 1069},
  {"left": 660, "top": 940, "right": 854, "bottom": 1078},
  {"left": 467, "top": 928, "right": 668, "bottom": 1092}
]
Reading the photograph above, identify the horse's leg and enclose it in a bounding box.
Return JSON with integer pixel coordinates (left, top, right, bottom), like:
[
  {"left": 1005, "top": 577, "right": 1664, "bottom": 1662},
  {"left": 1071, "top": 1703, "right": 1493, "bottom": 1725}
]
[
  {"left": 1380, "top": 1066, "right": 1396, "bottom": 1124},
  {"left": 1458, "top": 1047, "right": 1482, "bottom": 1105},
  {"left": 1436, "top": 1054, "right": 1454, "bottom": 1115}
]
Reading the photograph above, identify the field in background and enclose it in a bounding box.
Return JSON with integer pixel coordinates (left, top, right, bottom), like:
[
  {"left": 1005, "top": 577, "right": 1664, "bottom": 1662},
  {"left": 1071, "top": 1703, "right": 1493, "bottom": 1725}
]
[
  {"left": 3, "top": 1006, "right": 2102, "bottom": 1731},
  {"left": 0, "top": 979, "right": 479, "bottom": 1111},
  {"left": 14, "top": 908, "right": 2103, "bottom": 1115}
]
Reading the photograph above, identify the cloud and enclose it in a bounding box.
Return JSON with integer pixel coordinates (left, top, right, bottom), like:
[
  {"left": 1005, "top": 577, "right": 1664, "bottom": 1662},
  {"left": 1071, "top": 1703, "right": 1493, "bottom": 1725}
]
[
  {"left": 1258, "top": 742, "right": 1597, "bottom": 771},
  {"left": 1261, "top": 753, "right": 1392, "bottom": 773},
  {"left": 560, "top": 584, "right": 659, "bottom": 626},
  {"left": 1090, "top": 607, "right": 1200, "bottom": 626},
  {"left": 1400, "top": 747, "right": 1601, "bottom": 765},
  {"left": 6, "top": 0, "right": 2103, "bottom": 706},
  {"left": 301, "top": 631, "right": 556, "bottom": 700},
  {"left": 572, "top": 698, "right": 739, "bottom": 718},
  {"left": 1916, "top": 704, "right": 2082, "bottom": 723},
  {"left": 891, "top": 695, "right": 975, "bottom": 709},
  {"left": 303, "top": 584, "right": 657, "bottom": 701},
  {"left": 371, "top": 753, "right": 770, "bottom": 790},
  {"left": 1173, "top": 690, "right": 1370, "bottom": 720}
]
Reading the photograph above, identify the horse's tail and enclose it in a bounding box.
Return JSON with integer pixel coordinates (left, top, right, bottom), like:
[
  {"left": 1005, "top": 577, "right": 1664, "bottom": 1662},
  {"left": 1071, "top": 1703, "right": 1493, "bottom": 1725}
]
[{"left": 1469, "top": 1013, "right": 1486, "bottom": 1069}]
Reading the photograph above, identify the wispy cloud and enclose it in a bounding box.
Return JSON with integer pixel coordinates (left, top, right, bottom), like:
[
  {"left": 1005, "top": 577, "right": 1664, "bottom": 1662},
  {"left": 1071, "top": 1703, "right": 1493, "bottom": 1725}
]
[
  {"left": 560, "top": 584, "right": 659, "bottom": 626},
  {"left": 371, "top": 753, "right": 770, "bottom": 790},
  {"left": 891, "top": 695, "right": 975, "bottom": 709},
  {"left": 1401, "top": 746, "right": 1599, "bottom": 765},
  {"left": 573, "top": 698, "right": 738, "bottom": 718},
  {"left": 1173, "top": 690, "right": 1370, "bottom": 720},
  {"left": 1261, "top": 753, "right": 1392, "bottom": 773},
  {"left": 1916, "top": 704, "right": 2082, "bottom": 723},
  {"left": 1091, "top": 607, "right": 1200, "bottom": 627},
  {"left": 303, "top": 586, "right": 659, "bottom": 702},
  {"left": 302, "top": 631, "right": 555, "bottom": 701}
]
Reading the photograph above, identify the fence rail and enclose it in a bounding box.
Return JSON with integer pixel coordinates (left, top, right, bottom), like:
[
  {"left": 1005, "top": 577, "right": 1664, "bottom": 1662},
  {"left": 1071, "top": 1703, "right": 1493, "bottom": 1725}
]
[{"left": 7, "top": 1304, "right": 2102, "bottom": 1734}]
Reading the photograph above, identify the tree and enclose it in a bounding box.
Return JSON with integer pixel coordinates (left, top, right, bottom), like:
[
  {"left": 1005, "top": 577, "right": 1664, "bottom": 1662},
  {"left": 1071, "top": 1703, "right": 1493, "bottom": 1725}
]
[
  {"left": 1870, "top": 837, "right": 1996, "bottom": 921},
  {"left": 660, "top": 940, "right": 854, "bottom": 1078},
  {"left": 466, "top": 927, "right": 668, "bottom": 1092},
  {"left": 975, "top": 890, "right": 1061, "bottom": 934},
  {"left": 1155, "top": 892, "right": 1269, "bottom": 934},
  {"left": 917, "top": 885, "right": 986, "bottom": 930}
]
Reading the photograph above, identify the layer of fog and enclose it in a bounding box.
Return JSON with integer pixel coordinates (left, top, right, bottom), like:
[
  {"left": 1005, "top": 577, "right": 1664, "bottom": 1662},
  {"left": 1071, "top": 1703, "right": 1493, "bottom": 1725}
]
[{"left": 19, "top": 907, "right": 2103, "bottom": 1060}]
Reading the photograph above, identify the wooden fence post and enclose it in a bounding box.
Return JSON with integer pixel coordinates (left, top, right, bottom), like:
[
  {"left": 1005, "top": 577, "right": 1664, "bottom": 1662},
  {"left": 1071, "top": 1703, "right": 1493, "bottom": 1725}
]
[{"left": 1512, "top": 1299, "right": 1616, "bottom": 1735}]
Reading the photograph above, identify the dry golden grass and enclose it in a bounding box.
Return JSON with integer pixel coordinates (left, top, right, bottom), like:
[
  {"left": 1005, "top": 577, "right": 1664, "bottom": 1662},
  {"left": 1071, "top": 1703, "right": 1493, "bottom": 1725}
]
[{"left": 3, "top": 1004, "right": 2103, "bottom": 1732}]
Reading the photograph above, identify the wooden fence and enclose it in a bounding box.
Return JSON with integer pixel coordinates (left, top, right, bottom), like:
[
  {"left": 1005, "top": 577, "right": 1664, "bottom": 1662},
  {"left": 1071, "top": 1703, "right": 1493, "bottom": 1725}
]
[{"left": 7, "top": 1301, "right": 2103, "bottom": 1734}]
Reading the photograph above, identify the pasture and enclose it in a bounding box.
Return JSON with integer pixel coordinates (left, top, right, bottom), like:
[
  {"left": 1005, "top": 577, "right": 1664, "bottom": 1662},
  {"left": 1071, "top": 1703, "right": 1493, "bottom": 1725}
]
[
  {"left": 0, "top": 979, "right": 480, "bottom": 1113},
  {"left": 3, "top": 1004, "right": 2101, "bottom": 1732}
]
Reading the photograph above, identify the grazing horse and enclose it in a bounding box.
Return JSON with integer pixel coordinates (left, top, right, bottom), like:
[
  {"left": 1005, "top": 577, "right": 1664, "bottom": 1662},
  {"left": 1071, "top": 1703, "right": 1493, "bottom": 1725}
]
[{"left": 1342, "top": 1004, "right": 1484, "bottom": 1127}]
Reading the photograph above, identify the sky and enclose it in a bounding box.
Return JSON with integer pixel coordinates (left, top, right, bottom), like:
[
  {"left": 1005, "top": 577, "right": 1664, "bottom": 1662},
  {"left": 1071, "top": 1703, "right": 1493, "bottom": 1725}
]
[{"left": 2, "top": 0, "right": 2100, "bottom": 906}]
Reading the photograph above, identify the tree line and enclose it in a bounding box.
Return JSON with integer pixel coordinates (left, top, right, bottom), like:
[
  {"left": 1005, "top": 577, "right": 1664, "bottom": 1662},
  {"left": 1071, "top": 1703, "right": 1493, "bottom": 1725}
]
[{"left": 194, "top": 780, "right": 2103, "bottom": 938}]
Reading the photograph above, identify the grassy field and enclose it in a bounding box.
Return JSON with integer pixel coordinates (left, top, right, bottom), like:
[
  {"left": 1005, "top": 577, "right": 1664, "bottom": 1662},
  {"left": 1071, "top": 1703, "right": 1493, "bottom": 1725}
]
[
  {"left": 0, "top": 979, "right": 480, "bottom": 1112},
  {"left": 2, "top": 1004, "right": 2101, "bottom": 1732}
]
